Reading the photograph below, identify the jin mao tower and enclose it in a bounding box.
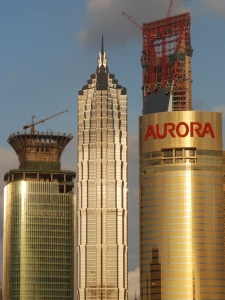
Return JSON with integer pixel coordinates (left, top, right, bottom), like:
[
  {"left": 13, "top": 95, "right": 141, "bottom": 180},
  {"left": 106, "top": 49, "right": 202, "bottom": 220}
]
[{"left": 77, "top": 38, "right": 128, "bottom": 300}]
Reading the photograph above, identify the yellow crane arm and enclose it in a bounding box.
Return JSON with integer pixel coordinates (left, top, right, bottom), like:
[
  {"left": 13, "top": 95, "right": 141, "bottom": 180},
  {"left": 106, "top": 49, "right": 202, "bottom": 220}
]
[{"left": 23, "top": 109, "right": 68, "bottom": 133}]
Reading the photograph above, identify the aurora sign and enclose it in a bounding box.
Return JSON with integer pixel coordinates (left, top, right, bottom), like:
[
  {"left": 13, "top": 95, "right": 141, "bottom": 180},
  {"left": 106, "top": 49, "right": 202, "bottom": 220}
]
[{"left": 144, "top": 122, "right": 215, "bottom": 141}]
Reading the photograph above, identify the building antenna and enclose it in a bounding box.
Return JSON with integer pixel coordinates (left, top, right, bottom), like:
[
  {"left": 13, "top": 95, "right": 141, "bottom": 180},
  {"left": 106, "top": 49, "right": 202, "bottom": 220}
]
[{"left": 101, "top": 34, "right": 104, "bottom": 54}]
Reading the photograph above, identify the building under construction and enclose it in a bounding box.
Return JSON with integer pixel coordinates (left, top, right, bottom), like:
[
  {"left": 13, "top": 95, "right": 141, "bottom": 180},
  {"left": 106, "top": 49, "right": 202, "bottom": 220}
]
[
  {"left": 3, "top": 128, "right": 75, "bottom": 299},
  {"left": 141, "top": 12, "right": 193, "bottom": 113},
  {"left": 139, "top": 8, "right": 225, "bottom": 300}
]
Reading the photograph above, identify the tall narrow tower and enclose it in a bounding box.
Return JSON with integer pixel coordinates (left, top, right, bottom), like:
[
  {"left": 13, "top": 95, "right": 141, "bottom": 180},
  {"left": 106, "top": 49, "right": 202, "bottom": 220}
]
[
  {"left": 77, "top": 38, "right": 128, "bottom": 300},
  {"left": 139, "top": 12, "right": 225, "bottom": 300},
  {"left": 3, "top": 131, "right": 75, "bottom": 299}
]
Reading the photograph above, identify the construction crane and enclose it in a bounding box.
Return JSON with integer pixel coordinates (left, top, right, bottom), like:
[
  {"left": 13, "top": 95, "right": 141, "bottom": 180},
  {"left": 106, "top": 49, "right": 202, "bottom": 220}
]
[
  {"left": 122, "top": 1, "right": 173, "bottom": 32},
  {"left": 122, "top": 12, "right": 157, "bottom": 93},
  {"left": 23, "top": 109, "right": 68, "bottom": 134},
  {"left": 122, "top": 0, "right": 174, "bottom": 90},
  {"left": 123, "top": 2, "right": 191, "bottom": 110},
  {"left": 122, "top": 12, "right": 142, "bottom": 30},
  {"left": 166, "top": 0, "right": 173, "bottom": 18}
]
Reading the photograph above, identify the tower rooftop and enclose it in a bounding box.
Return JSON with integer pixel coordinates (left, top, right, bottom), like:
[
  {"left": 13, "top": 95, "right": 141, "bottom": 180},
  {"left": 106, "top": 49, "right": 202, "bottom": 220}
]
[{"left": 8, "top": 131, "right": 73, "bottom": 170}]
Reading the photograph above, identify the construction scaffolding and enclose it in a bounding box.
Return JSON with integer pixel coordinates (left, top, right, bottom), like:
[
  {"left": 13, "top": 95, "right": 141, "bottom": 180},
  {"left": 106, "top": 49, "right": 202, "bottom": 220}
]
[
  {"left": 141, "top": 12, "right": 193, "bottom": 111},
  {"left": 8, "top": 131, "right": 73, "bottom": 170}
]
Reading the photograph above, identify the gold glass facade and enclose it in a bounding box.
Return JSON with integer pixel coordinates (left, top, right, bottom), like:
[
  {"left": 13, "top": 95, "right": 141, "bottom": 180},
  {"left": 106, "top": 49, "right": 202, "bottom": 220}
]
[
  {"left": 139, "top": 111, "right": 225, "bottom": 299},
  {"left": 77, "top": 49, "right": 128, "bottom": 299},
  {"left": 3, "top": 181, "right": 74, "bottom": 299},
  {"left": 3, "top": 132, "right": 75, "bottom": 299}
]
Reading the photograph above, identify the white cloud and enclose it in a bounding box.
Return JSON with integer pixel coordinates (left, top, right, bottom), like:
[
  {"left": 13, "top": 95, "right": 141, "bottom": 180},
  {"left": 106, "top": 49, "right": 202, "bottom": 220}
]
[
  {"left": 128, "top": 267, "right": 140, "bottom": 300},
  {"left": 212, "top": 104, "right": 225, "bottom": 119},
  {"left": 79, "top": 0, "right": 188, "bottom": 49},
  {"left": 200, "top": 0, "right": 225, "bottom": 16}
]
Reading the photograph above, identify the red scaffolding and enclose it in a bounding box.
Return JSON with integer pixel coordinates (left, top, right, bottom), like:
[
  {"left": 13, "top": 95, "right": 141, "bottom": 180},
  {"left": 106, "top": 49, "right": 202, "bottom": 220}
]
[{"left": 141, "top": 12, "right": 192, "bottom": 110}]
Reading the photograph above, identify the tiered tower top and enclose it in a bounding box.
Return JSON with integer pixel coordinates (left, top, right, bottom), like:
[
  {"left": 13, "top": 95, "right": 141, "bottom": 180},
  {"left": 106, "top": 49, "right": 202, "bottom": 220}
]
[{"left": 8, "top": 131, "right": 72, "bottom": 170}]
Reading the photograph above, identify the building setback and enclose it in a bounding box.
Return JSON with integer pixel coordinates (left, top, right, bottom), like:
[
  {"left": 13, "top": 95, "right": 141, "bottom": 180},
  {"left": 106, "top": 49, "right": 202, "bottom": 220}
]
[
  {"left": 3, "top": 131, "right": 75, "bottom": 299},
  {"left": 77, "top": 39, "right": 128, "bottom": 300}
]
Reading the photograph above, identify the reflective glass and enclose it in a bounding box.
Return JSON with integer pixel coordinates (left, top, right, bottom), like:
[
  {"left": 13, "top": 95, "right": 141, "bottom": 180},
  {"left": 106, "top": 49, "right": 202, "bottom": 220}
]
[
  {"left": 77, "top": 55, "right": 128, "bottom": 299},
  {"left": 139, "top": 111, "right": 225, "bottom": 299},
  {"left": 3, "top": 181, "right": 74, "bottom": 300}
]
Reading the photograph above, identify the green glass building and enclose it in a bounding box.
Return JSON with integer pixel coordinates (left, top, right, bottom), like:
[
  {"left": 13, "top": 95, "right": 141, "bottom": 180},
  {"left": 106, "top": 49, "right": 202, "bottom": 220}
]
[{"left": 3, "top": 131, "right": 75, "bottom": 300}]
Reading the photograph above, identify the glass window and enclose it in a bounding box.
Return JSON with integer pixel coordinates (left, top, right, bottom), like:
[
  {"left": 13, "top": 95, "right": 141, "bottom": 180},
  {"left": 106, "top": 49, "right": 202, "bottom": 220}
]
[
  {"left": 175, "top": 158, "right": 183, "bottom": 164},
  {"left": 164, "top": 159, "right": 173, "bottom": 164},
  {"left": 163, "top": 150, "right": 173, "bottom": 158},
  {"left": 175, "top": 149, "right": 183, "bottom": 157},
  {"left": 185, "top": 149, "right": 196, "bottom": 157},
  {"left": 185, "top": 158, "right": 196, "bottom": 164}
]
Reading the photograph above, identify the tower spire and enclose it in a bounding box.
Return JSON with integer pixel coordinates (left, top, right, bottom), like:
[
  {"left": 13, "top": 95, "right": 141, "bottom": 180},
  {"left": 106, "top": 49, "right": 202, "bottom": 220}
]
[
  {"left": 98, "top": 35, "right": 108, "bottom": 70},
  {"left": 101, "top": 34, "right": 104, "bottom": 54}
]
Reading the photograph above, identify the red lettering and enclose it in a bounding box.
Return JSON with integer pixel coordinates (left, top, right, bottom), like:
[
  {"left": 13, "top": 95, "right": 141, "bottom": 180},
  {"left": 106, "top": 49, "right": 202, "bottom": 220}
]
[
  {"left": 176, "top": 122, "right": 189, "bottom": 137},
  {"left": 202, "top": 122, "right": 215, "bottom": 138},
  {"left": 144, "top": 125, "right": 157, "bottom": 141},
  {"left": 156, "top": 124, "right": 167, "bottom": 139},
  {"left": 166, "top": 123, "right": 176, "bottom": 137},
  {"left": 145, "top": 122, "right": 215, "bottom": 140},
  {"left": 190, "top": 122, "right": 202, "bottom": 137}
]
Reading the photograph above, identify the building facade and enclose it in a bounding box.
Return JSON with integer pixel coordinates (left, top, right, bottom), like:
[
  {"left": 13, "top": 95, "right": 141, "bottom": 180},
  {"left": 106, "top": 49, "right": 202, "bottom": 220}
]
[
  {"left": 139, "top": 111, "right": 225, "bottom": 299},
  {"left": 77, "top": 42, "right": 128, "bottom": 300},
  {"left": 3, "top": 131, "right": 75, "bottom": 299}
]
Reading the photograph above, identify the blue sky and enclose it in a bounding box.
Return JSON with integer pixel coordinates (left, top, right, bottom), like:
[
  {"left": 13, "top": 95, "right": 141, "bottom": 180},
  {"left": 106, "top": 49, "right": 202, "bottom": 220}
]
[{"left": 1, "top": 0, "right": 225, "bottom": 298}]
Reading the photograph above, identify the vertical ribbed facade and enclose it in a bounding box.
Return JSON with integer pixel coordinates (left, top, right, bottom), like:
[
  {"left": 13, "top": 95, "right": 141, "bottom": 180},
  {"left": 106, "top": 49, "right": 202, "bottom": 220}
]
[
  {"left": 139, "top": 111, "right": 225, "bottom": 299},
  {"left": 3, "top": 182, "right": 74, "bottom": 299},
  {"left": 3, "top": 132, "right": 75, "bottom": 299},
  {"left": 77, "top": 46, "right": 128, "bottom": 300}
]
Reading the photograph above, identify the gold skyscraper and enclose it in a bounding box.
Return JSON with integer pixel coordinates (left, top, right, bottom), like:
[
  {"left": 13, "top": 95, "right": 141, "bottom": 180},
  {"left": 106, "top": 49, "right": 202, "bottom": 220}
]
[
  {"left": 139, "top": 12, "right": 225, "bottom": 300},
  {"left": 139, "top": 112, "right": 225, "bottom": 299},
  {"left": 3, "top": 131, "right": 75, "bottom": 299}
]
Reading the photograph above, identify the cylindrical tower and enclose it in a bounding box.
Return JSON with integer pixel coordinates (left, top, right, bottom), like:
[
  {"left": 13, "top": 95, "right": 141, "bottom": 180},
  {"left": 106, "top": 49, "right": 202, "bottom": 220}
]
[
  {"left": 139, "top": 111, "right": 225, "bottom": 299},
  {"left": 3, "top": 131, "right": 75, "bottom": 300},
  {"left": 77, "top": 41, "right": 128, "bottom": 300}
]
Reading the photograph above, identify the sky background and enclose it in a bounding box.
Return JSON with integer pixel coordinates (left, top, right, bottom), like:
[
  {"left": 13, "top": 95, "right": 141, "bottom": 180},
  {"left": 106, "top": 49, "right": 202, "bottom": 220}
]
[{"left": 1, "top": 0, "right": 225, "bottom": 299}]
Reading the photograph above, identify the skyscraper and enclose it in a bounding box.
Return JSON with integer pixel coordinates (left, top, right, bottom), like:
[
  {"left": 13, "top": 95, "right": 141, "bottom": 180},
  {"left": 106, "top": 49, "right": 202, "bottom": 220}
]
[
  {"left": 3, "top": 131, "right": 75, "bottom": 299},
  {"left": 139, "top": 112, "right": 225, "bottom": 299},
  {"left": 139, "top": 13, "right": 225, "bottom": 300},
  {"left": 77, "top": 38, "right": 128, "bottom": 300}
]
